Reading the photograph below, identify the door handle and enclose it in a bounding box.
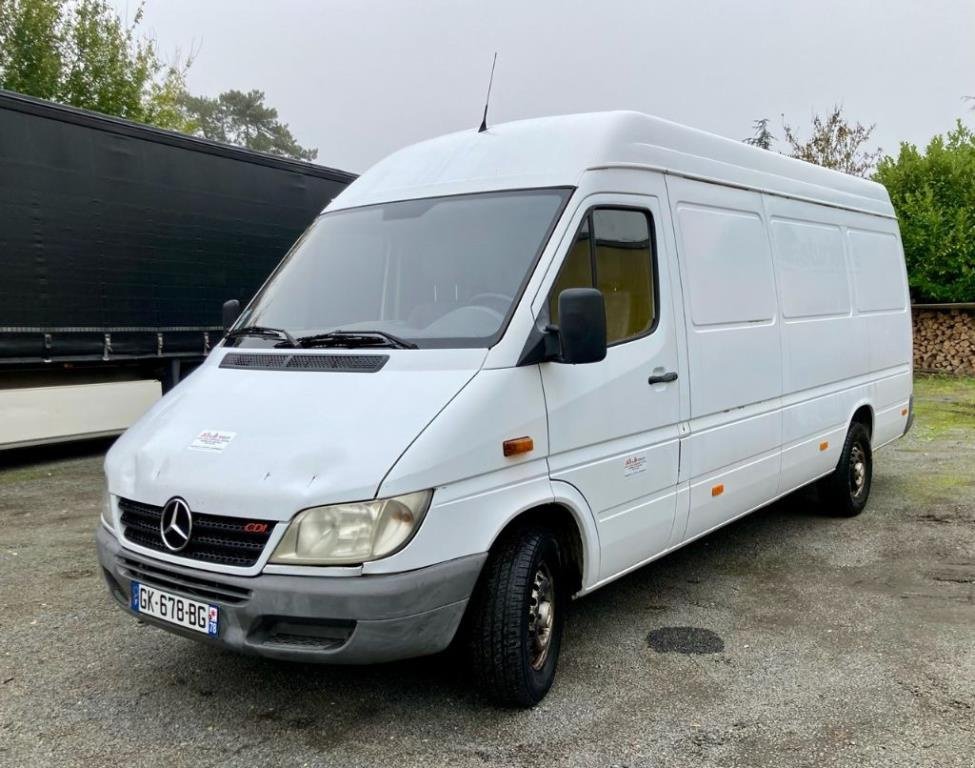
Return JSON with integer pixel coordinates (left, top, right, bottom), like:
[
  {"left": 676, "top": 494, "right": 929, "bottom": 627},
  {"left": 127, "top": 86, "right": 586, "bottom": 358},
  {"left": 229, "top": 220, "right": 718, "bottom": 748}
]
[{"left": 648, "top": 371, "right": 678, "bottom": 385}]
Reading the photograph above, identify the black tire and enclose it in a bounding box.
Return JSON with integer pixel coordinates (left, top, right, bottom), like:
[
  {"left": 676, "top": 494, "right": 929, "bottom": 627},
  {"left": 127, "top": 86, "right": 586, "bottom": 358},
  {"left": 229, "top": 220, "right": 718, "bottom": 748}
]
[
  {"left": 466, "top": 526, "right": 566, "bottom": 708},
  {"left": 818, "top": 422, "right": 873, "bottom": 516}
]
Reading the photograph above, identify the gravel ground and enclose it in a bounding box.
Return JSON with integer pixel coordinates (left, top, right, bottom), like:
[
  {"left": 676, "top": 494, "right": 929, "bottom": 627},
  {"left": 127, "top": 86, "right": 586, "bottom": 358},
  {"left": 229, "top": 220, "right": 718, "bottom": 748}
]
[{"left": 1, "top": 375, "right": 973, "bottom": 768}]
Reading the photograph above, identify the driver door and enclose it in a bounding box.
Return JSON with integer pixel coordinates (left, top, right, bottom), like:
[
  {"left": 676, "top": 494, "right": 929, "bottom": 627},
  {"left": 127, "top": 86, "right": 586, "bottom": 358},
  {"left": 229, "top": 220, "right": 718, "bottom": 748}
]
[{"left": 540, "top": 186, "right": 683, "bottom": 582}]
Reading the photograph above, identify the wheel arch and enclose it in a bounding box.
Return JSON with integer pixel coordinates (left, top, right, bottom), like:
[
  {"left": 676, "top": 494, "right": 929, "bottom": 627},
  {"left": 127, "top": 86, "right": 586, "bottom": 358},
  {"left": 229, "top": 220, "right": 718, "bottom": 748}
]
[
  {"left": 849, "top": 402, "right": 875, "bottom": 438},
  {"left": 486, "top": 480, "right": 600, "bottom": 596}
]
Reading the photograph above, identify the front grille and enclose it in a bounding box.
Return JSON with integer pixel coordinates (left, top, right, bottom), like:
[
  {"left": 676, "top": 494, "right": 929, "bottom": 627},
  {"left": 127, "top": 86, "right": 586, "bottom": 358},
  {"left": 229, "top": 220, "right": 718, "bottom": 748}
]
[
  {"left": 117, "top": 556, "right": 252, "bottom": 605},
  {"left": 119, "top": 497, "right": 275, "bottom": 568}
]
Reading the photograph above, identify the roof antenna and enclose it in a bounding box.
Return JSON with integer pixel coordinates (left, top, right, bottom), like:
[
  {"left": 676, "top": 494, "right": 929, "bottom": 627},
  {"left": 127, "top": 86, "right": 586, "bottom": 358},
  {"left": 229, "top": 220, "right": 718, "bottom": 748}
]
[{"left": 478, "top": 52, "right": 498, "bottom": 133}]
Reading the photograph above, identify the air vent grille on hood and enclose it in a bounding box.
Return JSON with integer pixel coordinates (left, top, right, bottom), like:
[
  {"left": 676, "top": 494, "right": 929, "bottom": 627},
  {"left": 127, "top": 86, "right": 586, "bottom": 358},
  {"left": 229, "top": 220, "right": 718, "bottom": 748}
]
[{"left": 220, "top": 352, "right": 388, "bottom": 373}]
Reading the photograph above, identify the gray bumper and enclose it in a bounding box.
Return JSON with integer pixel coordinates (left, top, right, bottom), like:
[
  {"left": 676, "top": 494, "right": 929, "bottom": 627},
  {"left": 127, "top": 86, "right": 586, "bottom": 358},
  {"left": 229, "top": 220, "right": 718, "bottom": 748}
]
[{"left": 96, "top": 526, "right": 485, "bottom": 664}]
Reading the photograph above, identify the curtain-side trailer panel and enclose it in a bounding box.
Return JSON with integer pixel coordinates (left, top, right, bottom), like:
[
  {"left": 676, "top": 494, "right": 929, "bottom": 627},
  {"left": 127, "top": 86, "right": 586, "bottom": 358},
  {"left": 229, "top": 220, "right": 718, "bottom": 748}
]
[{"left": 0, "top": 90, "right": 354, "bottom": 449}]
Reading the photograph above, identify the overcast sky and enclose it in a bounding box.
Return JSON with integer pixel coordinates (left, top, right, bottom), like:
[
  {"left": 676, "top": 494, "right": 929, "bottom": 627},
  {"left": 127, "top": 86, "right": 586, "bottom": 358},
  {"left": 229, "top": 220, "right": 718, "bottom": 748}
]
[{"left": 117, "top": 0, "right": 975, "bottom": 174}]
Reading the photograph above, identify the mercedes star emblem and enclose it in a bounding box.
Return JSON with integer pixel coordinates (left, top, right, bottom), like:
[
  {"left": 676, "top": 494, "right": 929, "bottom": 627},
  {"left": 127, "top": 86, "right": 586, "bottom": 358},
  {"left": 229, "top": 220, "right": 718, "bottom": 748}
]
[{"left": 159, "top": 497, "right": 193, "bottom": 552}]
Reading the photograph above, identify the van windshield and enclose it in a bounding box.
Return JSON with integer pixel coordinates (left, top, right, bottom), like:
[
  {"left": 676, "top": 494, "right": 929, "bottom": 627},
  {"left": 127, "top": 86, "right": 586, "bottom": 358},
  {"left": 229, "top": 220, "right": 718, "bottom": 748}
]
[{"left": 232, "top": 188, "right": 570, "bottom": 349}]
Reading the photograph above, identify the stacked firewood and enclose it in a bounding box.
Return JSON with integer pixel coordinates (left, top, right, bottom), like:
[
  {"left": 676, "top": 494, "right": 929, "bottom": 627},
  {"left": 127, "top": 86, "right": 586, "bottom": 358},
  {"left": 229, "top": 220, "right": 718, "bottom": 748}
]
[{"left": 912, "top": 308, "right": 975, "bottom": 375}]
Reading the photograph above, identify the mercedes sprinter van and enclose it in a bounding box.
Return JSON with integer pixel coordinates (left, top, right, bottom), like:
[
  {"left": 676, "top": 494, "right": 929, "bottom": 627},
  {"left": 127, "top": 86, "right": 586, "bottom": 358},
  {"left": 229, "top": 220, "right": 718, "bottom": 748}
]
[{"left": 97, "top": 112, "right": 913, "bottom": 707}]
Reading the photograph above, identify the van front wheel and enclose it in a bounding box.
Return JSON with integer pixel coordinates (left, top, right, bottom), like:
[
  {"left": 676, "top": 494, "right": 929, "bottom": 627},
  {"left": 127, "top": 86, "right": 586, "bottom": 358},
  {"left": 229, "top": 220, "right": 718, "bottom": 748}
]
[
  {"left": 818, "top": 422, "right": 873, "bottom": 516},
  {"left": 466, "top": 526, "right": 566, "bottom": 707}
]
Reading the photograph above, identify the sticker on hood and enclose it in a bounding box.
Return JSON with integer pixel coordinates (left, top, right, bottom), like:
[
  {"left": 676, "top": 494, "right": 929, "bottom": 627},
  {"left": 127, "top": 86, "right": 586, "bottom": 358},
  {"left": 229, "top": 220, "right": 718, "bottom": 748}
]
[{"left": 188, "top": 430, "right": 236, "bottom": 453}]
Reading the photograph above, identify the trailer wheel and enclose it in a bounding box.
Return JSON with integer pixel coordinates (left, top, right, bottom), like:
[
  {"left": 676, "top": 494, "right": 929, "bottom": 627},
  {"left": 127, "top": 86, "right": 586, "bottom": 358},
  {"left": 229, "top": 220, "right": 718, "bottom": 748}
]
[
  {"left": 818, "top": 422, "right": 873, "bottom": 516},
  {"left": 466, "top": 526, "right": 566, "bottom": 708}
]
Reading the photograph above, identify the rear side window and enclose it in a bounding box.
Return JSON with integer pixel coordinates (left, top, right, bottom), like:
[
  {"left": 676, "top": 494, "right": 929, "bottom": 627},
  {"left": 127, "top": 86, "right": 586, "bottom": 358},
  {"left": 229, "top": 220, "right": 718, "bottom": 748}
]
[
  {"left": 676, "top": 204, "right": 776, "bottom": 326},
  {"left": 549, "top": 207, "right": 657, "bottom": 344},
  {"left": 848, "top": 229, "right": 906, "bottom": 312},
  {"left": 771, "top": 219, "right": 849, "bottom": 318}
]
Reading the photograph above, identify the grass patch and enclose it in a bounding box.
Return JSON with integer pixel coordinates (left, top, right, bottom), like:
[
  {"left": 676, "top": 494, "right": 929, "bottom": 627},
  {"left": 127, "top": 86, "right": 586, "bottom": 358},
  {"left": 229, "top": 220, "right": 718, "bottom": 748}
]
[
  {"left": 889, "top": 468, "right": 974, "bottom": 506},
  {"left": 0, "top": 465, "right": 56, "bottom": 486},
  {"left": 912, "top": 374, "right": 975, "bottom": 438}
]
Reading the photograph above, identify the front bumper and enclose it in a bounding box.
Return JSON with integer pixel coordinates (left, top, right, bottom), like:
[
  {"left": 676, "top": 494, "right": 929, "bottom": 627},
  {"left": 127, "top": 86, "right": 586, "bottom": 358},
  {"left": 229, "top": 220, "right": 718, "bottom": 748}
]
[{"left": 96, "top": 526, "right": 485, "bottom": 663}]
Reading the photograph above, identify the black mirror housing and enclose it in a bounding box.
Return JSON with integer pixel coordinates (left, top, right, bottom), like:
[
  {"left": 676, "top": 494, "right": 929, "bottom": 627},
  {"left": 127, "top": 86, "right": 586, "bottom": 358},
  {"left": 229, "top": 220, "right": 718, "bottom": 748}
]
[
  {"left": 222, "top": 299, "right": 241, "bottom": 333},
  {"left": 557, "top": 288, "right": 607, "bottom": 364}
]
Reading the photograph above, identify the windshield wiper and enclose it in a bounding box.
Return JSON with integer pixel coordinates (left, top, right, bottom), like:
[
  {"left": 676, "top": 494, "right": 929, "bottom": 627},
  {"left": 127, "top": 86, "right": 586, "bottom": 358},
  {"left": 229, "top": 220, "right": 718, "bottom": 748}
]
[
  {"left": 296, "top": 330, "right": 418, "bottom": 350},
  {"left": 225, "top": 325, "right": 298, "bottom": 348}
]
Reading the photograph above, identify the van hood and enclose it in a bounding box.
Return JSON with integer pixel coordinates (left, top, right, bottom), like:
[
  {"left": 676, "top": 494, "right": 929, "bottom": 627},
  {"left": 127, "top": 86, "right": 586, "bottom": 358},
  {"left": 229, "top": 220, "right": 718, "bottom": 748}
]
[{"left": 105, "top": 348, "right": 485, "bottom": 521}]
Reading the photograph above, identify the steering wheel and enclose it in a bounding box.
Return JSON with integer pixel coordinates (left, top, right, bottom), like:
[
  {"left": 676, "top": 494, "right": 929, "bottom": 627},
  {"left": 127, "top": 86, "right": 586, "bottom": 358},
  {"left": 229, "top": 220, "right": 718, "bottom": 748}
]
[{"left": 468, "top": 292, "right": 514, "bottom": 316}]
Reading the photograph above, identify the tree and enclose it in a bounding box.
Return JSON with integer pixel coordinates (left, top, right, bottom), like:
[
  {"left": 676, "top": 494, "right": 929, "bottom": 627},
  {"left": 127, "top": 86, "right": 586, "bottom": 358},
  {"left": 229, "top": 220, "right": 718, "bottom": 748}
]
[
  {"left": 874, "top": 122, "right": 975, "bottom": 303},
  {"left": 743, "top": 117, "right": 775, "bottom": 150},
  {"left": 782, "top": 105, "right": 882, "bottom": 177},
  {"left": 0, "top": 0, "right": 190, "bottom": 130},
  {"left": 0, "top": 1, "right": 315, "bottom": 160},
  {"left": 180, "top": 89, "right": 317, "bottom": 161}
]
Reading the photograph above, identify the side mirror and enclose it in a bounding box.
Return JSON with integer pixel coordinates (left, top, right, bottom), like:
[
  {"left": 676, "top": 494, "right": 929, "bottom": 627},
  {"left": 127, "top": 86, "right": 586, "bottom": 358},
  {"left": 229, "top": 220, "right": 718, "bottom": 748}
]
[
  {"left": 222, "top": 299, "right": 241, "bottom": 333},
  {"left": 557, "top": 288, "right": 607, "bottom": 364}
]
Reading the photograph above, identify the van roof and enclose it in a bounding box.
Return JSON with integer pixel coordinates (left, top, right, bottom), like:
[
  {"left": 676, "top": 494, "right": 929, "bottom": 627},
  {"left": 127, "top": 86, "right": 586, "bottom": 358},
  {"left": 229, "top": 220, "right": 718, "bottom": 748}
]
[{"left": 329, "top": 111, "right": 894, "bottom": 218}]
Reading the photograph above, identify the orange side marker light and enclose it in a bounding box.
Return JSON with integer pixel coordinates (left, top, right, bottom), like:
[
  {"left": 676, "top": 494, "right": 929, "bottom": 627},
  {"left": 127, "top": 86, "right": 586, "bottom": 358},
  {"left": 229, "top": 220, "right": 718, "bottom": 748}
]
[
  {"left": 711, "top": 484, "right": 724, "bottom": 497},
  {"left": 819, "top": 441, "right": 829, "bottom": 452},
  {"left": 503, "top": 436, "right": 534, "bottom": 457},
  {"left": 901, "top": 408, "right": 908, "bottom": 416}
]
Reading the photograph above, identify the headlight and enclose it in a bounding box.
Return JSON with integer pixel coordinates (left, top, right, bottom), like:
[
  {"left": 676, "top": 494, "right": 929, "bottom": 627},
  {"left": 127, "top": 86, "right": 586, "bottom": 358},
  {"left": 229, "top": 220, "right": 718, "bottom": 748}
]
[
  {"left": 101, "top": 486, "right": 115, "bottom": 530},
  {"left": 269, "top": 490, "right": 432, "bottom": 565}
]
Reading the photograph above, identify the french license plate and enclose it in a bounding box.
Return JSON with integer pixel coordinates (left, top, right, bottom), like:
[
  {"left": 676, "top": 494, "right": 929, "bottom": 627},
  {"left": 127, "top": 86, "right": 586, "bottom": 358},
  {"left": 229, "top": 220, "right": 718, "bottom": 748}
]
[{"left": 131, "top": 581, "right": 218, "bottom": 636}]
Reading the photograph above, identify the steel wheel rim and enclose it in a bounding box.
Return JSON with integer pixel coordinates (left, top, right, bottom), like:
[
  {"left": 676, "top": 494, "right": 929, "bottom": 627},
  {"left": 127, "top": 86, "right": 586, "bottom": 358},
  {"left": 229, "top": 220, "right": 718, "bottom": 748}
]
[
  {"left": 850, "top": 443, "right": 867, "bottom": 499},
  {"left": 528, "top": 562, "right": 555, "bottom": 670}
]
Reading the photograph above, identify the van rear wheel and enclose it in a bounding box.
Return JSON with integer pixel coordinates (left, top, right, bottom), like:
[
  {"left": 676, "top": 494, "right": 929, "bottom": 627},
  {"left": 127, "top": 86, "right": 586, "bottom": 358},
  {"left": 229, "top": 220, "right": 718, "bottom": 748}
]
[
  {"left": 466, "top": 526, "right": 566, "bottom": 708},
  {"left": 818, "top": 422, "right": 873, "bottom": 516}
]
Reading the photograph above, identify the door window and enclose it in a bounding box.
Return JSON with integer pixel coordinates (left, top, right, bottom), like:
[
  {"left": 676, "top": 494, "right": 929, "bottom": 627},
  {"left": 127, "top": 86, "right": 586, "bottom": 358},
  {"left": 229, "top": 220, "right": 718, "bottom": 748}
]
[{"left": 548, "top": 207, "right": 657, "bottom": 344}]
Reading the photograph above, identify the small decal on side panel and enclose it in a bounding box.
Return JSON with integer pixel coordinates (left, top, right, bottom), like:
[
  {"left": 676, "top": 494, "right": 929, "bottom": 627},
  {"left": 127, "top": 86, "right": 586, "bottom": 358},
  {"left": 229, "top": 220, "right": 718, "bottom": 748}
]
[
  {"left": 624, "top": 454, "right": 647, "bottom": 477},
  {"left": 188, "top": 430, "right": 236, "bottom": 453}
]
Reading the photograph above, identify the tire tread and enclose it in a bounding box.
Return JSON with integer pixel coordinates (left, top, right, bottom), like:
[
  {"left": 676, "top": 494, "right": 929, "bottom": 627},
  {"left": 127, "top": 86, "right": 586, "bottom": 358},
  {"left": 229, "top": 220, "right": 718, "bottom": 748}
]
[
  {"left": 818, "top": 422, "right": 872, "bottom": 517},
  {"left": 466, "top": 527, "right": 554, "bottom": 707}
]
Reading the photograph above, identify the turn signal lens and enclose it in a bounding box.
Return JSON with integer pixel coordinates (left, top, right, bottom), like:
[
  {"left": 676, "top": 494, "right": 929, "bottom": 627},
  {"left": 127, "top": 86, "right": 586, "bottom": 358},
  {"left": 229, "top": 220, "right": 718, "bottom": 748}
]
[
  {"left": 819, "top": 441, "right": 829, "bottom": 452},
  {"left": 270, "top": 490, "right": 432, "bottom": 565},
  {"left": 711, "top": 484, "right": 724, "bottom": 497},
  {"left": 503, "top": 436, "right": 534, "bottom": 457}
]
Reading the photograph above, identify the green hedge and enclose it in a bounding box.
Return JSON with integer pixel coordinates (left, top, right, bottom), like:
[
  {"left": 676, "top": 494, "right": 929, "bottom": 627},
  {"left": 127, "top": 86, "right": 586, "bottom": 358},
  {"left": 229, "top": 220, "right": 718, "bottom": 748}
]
[{"left": 874, "top": 122, "right": 975, "bottom": 303}]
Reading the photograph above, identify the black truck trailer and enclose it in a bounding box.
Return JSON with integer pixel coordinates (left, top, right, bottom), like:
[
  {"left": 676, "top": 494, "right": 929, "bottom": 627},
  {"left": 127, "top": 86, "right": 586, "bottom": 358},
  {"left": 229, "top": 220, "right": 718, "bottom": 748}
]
[{"left": 0, "top": 89, "right": 355, "bottom": 448}]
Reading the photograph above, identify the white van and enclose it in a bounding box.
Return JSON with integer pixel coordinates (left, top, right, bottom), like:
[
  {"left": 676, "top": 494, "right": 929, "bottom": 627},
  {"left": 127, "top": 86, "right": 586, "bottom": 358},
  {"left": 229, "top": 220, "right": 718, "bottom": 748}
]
[{"left": 97, "top": 112, "right": 913, "bottom": 706}]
